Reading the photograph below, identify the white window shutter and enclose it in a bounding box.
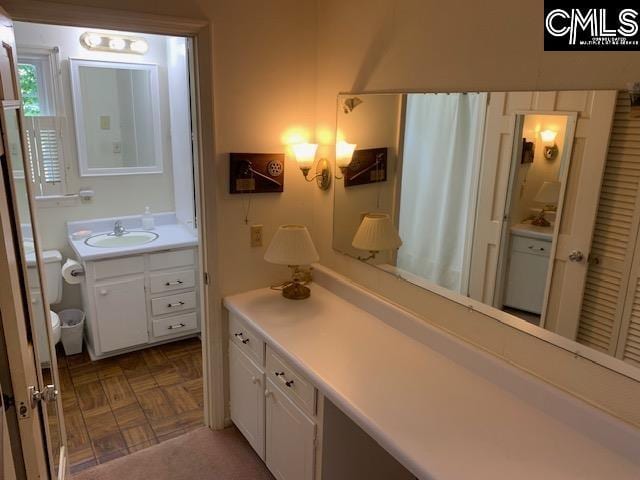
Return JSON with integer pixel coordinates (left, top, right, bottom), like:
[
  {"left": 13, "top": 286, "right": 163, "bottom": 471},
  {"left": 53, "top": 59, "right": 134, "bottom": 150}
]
[{"left": 23, "top": 115, "right": 65, "bottom": 196}]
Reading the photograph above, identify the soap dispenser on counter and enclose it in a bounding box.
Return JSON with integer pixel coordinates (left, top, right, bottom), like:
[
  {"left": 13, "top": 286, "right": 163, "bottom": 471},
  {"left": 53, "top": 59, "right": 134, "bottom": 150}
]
[{"left": 142, "top": 206, "right": 155, "bottom": 230}]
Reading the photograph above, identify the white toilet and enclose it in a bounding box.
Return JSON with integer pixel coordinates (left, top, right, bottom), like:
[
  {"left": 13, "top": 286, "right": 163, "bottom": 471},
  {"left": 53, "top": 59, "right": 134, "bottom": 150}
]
[{"left": 26, "top": 249, "right": 63, "bottom": 364}]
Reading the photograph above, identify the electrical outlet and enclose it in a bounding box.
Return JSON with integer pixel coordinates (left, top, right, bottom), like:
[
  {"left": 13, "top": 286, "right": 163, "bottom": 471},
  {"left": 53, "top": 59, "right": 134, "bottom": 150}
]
[{"left": 250, "top": 225, "right": 263, "bottom": 247}]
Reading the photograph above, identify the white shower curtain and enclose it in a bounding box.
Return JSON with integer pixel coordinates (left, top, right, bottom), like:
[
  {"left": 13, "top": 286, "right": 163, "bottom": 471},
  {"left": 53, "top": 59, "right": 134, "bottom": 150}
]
[{"left": 397, "top": 93, "right": 487, "bottom": 294}]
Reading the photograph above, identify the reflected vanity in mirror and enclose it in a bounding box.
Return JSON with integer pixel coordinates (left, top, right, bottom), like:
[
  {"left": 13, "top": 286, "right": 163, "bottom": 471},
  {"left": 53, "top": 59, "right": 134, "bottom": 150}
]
[
  {"left": 69, "top": 59, "right": 162, "bottom": 176},
  {"left": 334, "top": 90, "right": 640, "bottom": 378}
]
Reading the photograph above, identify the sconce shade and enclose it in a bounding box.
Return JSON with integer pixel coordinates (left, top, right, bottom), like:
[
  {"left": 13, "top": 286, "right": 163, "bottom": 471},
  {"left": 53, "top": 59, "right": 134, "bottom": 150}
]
[
  {"left": 265, "top": 225, "right": 320, "bottom": 266},
  {"left": 336, "top": 141, "right": 357, "bottom": 169},
  {"left": 540, "top": 129, "right": 558, "bottom": 143},
  {"left": 534, "top": 181, "right": 561, "bottom": 205},
  {"left": 352, "top": 213, "right": 402, "bottom": 252},
  {"left": 292, "top": 143, "right": 318, "bottom": 171}
]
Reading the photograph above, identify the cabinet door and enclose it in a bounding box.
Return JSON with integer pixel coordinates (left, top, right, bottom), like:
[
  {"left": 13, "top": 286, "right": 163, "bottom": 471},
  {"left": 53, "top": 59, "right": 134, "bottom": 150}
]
[
  {"left": 94, "top": 276, "right": 148, "bottom": 352},
  {"left": 504, "top": 250, "right": 549, "bottom": 314},
  {"left": 229, "top": 342, "right": 265, "bottom": 458},
  {"left": 265, "top": 379, "right": 316, "bottom": 480}
]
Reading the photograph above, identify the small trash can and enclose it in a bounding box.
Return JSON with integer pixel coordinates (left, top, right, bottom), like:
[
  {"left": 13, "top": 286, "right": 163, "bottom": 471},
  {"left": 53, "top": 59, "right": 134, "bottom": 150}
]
[{"left": 59, "top": 309, "right": 85, "bottom": 356}]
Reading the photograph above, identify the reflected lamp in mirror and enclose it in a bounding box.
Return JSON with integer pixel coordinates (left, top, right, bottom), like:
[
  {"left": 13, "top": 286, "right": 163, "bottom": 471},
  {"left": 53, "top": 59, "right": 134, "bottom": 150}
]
[
  {"left": 352, "top": 213, "right": 402, "bottom": 261},
  {"left": 531, "top": 180, "right": 561, "bottom": 227},
  {"left": 292, "top": 143, "right": 331, "bottom": 190},
  {"left": 540, "top": 129, "right": 559, "bottom": 160},
  {"left": 265, "top": 225, "right": 320, "bottom": 300},
  {"left": 335, "top": 141, "right": 356, "bottom": 179}
]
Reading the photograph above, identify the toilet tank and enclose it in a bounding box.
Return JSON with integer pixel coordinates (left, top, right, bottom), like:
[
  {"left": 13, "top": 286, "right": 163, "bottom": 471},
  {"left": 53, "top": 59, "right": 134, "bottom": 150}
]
[{"left": 26, "top": 249, "right": 63, "bottom": 305}]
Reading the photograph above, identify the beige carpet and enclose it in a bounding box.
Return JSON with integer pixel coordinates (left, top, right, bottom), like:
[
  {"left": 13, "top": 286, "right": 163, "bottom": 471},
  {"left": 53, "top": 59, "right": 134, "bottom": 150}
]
[{"left": 73, "top": 427, "right": 274, "bottom": 480}]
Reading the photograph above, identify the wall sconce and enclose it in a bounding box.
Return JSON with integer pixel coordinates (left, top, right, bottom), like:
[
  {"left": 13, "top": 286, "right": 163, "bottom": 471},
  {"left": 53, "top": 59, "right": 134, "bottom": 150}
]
[
  {"left": 292, "top": 143, "right": 331, "bottom": 190},
  {"left": 80, "top": 32, "right": 149, "bottom": 54},
  {"left": 335, "top": 141, "right": 356, "bottom": 179},
  {"left": 352, "top": 213, "right": 402, "bottom": 261},
  {"left": 540, "top": 129, "right": 559, "bottom": 160}
]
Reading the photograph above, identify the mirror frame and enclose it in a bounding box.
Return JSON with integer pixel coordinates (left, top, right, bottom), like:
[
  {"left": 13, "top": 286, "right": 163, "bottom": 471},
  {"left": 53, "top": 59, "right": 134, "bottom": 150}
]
[
  {"left": 333, "top": 90, "right": 640, "bottom": 383},
  {"left": 69, "top": 58, "right": 163, "bottom": 176}
]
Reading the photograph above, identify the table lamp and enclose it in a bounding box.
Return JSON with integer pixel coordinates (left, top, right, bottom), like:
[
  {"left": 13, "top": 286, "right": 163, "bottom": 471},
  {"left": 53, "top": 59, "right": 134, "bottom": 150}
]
[
  {"left": 264, "top": 225, "right": 320, "bottom": 299},
  {"left": 352, "top": 213, "right": 402, "bottom": 261}
]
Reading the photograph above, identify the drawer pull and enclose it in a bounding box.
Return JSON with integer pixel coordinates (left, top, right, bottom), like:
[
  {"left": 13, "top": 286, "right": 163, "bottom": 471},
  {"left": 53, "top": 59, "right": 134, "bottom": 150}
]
[
  {"left": 167, "top": 301, "right": 185, "bottom": 308},
  {"left": 234, "top": 332, "right": 250, "bottom": 344},
  {"left": 275, "top": 371, "right": 294, "bottom": 388},
  {"left": 165, "top": 280, "right": 184, "bottom": 286},
  {"left": 528, "top": 245, "right": 545, "bottom": 252},
  {"left": 168, "top": 322, "right": 186, "bottom": 330}
]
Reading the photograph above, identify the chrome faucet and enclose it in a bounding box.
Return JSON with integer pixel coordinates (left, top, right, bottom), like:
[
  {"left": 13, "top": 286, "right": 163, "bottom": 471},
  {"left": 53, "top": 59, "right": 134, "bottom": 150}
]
[{"left": 113, "top": 220, "right": 127, "bottom": 237}]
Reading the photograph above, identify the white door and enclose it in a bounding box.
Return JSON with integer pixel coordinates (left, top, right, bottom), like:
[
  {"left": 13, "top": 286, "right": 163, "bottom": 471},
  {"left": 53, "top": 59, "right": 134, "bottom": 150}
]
[
  {"left": 265, "top": 379, "right": 315, "bottom": 480},
  {"left": 0, "top": 6, "right": 67, "bottom": 478},
  {"left": 229, "top": 342, "right": 265, "bottom": 458},
  {"left": 94, "top": 276, "right": 148, "bottom": 352}
]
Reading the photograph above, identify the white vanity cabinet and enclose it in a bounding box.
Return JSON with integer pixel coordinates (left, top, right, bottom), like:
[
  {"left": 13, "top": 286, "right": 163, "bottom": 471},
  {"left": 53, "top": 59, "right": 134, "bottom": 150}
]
[
  {"left": 228, "top": 312, "right": 320, "bottom": 480},
  {"left": 503, "top": 230, "right": 552, "bottom": 315},
  {"left": 81, "top": 247, "right": 200, "bottom": 359}
]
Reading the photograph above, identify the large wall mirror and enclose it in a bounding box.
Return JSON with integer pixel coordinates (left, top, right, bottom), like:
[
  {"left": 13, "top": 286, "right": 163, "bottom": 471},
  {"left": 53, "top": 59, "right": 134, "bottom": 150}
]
[
  {"left": 333, "top": 90, "right": 640, "bottom": 379},
  {"left": 69, "top": 59, "right": 163, "bottom": 176}
]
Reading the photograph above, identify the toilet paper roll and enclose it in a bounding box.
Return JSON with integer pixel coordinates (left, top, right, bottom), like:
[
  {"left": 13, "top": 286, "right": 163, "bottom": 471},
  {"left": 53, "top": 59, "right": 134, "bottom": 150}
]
[{"left": 61, "top": 259, "right": 84, "bottom": 285}]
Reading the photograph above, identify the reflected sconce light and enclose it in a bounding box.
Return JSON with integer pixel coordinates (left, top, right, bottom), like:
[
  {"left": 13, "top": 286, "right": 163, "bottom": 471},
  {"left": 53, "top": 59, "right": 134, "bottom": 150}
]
[
  {"left": 540, "top": 129, "right": 559, "bottom": 160},
  {"left": 352, "top": 213, "right": 402, "bottom": 261},
  {"left": 80, "top": 32, "right": 149, "bottom": 55},
  {"left": 292, "top": 143, "right": 331, "bottom": 190},
  {"left": 264, "top": 225, "right": 320, "bottom": 300},
  {"left": 335, "top": 141, "right": 356, "bottom": 179}
]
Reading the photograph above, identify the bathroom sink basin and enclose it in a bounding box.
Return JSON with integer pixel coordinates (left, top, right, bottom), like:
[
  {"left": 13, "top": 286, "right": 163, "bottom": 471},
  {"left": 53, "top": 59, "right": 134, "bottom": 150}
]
[{"left": 84, "top": 231, "right": 159, "bottom": 248}]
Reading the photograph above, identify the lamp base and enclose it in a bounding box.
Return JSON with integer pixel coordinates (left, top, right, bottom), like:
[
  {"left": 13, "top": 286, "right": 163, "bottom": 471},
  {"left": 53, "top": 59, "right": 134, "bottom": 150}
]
[
  {"left": 531, "top": 212, "right": 551, "bottom": 227},
  {"left": 282, "top": 282, "right": 311, "bottom": 300}
]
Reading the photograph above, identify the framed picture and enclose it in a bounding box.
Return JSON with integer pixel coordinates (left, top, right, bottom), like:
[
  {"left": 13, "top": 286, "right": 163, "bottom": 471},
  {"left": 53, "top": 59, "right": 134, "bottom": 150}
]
[
  {"left": 344, "top": 147, "right": 388, "bottom": 187},
  {"left": 521, "top": 139, "right": 535, "bottom": 164},
  {"left": 229, "top": 153, "right": 285, "bottom": 194}
]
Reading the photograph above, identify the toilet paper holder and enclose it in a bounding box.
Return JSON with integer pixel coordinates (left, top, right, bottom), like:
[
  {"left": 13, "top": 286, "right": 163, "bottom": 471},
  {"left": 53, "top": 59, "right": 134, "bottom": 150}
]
[{"left": 70, "top": 270, "right": 85, "bottom": 277}]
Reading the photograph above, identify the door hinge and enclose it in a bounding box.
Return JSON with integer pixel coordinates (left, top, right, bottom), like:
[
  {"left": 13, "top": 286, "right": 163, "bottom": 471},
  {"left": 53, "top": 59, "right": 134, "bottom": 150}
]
[
  {"left": 29, "top": 384, "right": 59, "bottom": 408},
  {"left": 204, "top": 272, "right": 210, "bottom": 285}
]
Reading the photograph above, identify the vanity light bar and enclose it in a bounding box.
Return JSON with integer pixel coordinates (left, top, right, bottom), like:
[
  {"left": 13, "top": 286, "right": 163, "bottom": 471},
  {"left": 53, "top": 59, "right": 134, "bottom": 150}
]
[{"left": 80, "top": 32, "right": 149, "bottom": 55}]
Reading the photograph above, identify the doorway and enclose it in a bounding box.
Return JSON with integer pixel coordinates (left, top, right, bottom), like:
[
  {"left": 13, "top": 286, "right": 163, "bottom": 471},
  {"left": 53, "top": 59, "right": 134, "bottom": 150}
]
[
  {"left": 0, "top": 6, "right": 219, "bottom": 478},
  {"left": 494, "top": 112, "right": 576, "bottom": 326}
]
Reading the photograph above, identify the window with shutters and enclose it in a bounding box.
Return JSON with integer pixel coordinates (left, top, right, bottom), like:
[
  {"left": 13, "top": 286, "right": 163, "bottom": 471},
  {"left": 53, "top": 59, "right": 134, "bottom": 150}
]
[{"left": 17, "top": 47, "right": 67, "bottom": 197}]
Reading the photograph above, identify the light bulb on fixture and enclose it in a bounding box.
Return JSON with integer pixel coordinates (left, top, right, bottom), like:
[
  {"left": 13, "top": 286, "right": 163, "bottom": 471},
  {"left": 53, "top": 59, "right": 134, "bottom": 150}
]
[
  {"left": 540, "top": 129, "right": 559, "bottom": 160},
  {"left": 130, "top": 40, "right": 149, "bottom": 54},
  {"left": 86, "top": 34, "right": 103, "bottom": 48},
  {"left": 109, "top": 38, "right": 126, "bottom": 50},
  {"left": 292, "top": 143, "right": 331, "bottom": 190},
  {"left": 335, "top": 141, "right": 356, "bottom": 179}
]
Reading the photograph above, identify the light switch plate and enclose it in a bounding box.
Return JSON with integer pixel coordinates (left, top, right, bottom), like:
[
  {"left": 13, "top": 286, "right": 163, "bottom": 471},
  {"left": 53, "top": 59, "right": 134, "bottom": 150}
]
[{"left": 250, "top": 225, "right": 263, "bottom": 247}]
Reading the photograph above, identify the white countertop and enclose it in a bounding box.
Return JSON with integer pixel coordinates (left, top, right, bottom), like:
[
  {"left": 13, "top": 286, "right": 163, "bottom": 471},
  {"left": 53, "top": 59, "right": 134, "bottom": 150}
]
[
  {"left": 511, "top": 222, "right": 554, "bottom": 241},
  {"left": 68, "top": 222, "right": 197, "bottom": 262},
  {"left": 224, "top": 271, "right": 640, "bottom": 480}
]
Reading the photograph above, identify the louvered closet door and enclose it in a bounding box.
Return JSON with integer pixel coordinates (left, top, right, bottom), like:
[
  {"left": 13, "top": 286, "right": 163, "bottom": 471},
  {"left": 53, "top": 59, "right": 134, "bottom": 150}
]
[
  {"left": 23, "top": 115, "right": 64, "bottom": 195},
  {"left": 576, "top": 92, "right": 640, "bottom": 363}
]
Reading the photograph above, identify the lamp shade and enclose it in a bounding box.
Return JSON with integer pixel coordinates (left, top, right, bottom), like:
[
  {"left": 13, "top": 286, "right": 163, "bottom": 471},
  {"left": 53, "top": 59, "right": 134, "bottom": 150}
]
[
  {"left": 352, "top": 213, "right": 402, "bottom": 252},
  {"left": 534, "top": 181, "right": 561, "bottom": 205},
  {"left": 540, "top": 129, "right": 557, "bottom": 143},
  {"left": 264, "top": 225, "right": 319, "bottom": 266},
  {"left": 336, "top": 141, "right": 356, "bottom": 169},
  {"left": 292, "top": 143, "right": 318, "bottom": 171}
]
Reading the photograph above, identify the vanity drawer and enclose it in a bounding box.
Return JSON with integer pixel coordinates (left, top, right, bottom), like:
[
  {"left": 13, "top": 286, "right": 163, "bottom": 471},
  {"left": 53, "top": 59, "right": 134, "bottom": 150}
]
[
  {"left": 151, "top": 291, "right": 197, "bottom": 316},
  {"left": 152, "top": 312, "right": 198, "bottom": 338},
  {"left": 266, "top": 346, "right": 316, "bottom": 416},
  {"left": 511, "top": 235, "right": 551, "bottom": 257},
  {"left": 93, "top": 256, "right": 145, "bottom": 280},
  {"left": 150, "top": 269, "right": 196, "bottom": 294},
  {"left": 149, "top": 249, "right": 195, "bottom": 271},
  {"left": 229, "top": 313, "right": 265, "bottom": 366}
]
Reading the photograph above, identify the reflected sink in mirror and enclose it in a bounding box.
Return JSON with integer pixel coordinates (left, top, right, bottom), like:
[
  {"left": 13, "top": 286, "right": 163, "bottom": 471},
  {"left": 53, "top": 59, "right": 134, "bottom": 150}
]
[{"left": 85, "top": 231, "right": 159, "bottom": 248}]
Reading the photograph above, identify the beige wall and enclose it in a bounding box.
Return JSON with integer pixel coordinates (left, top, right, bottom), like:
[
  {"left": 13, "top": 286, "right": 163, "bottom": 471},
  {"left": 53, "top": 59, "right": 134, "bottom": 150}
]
[{"left": 312, "top": 0, "right": 640, "bottom": 427}]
